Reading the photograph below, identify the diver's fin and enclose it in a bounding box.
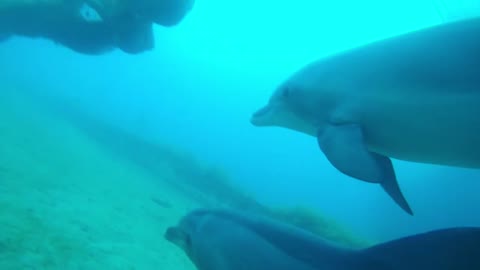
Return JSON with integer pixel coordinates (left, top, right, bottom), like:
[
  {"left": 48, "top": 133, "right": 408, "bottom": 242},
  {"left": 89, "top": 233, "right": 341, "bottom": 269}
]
[
  {"left": 362, "top": 227, "right": 480, "bottom": 270},
  {"left": 317, "top": 124, "right": 413, "bottom": 215}
]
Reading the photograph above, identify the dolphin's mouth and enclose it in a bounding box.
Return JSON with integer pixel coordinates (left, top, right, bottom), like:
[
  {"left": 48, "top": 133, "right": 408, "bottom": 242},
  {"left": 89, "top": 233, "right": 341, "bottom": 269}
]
[{"left": 250, "top": 106, "right": 271, "bottom": 126}]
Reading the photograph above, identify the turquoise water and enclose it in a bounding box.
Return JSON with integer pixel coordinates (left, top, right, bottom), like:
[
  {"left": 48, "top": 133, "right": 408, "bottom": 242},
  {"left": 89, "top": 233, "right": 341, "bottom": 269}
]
[{"left": 1, "top": 0, "right": 480, "bottom": 268}]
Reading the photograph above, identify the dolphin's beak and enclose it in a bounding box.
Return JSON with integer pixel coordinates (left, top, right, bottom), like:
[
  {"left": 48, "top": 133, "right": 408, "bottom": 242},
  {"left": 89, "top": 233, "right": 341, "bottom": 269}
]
[
  {"left": 250, "top": 105, "right": 272, "bottom": 126},
  {"left": 164, "top": 226, "right": 180, "bottom": 243},
  {"left": 165, "top": 226, "right": 189, "bottom": 250},
  {"left": 163, "top": 227, "right": 185, "bottom": 245}
]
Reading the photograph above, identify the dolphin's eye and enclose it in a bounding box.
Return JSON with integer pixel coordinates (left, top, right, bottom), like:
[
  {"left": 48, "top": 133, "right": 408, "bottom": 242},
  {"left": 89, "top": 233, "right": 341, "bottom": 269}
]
[{"left": 282, "top": 87, "right": 291, "bottom": 98}]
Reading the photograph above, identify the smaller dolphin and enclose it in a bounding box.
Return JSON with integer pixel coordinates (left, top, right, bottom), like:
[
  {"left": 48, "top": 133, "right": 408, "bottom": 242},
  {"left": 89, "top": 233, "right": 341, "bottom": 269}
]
[
  {"left": 165, "top": 208, "right": 480, "bottom": 270},
  {"left": 250, "top": 16, "right": 480, "bottom": 215}
]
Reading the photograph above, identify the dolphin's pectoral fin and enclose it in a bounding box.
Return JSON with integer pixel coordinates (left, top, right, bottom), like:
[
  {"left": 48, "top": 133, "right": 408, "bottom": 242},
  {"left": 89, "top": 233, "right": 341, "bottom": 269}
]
[
  {"left": 317, "top": 124, "right": 413, "bottom": 215},
  {"left": 316, "top": 124, "right": 390, "bottom": 183}
]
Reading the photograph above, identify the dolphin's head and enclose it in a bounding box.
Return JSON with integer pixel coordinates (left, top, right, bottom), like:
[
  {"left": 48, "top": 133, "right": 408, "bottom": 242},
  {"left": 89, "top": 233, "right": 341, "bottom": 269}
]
[
  {"left": 250, "top": 66, "right": 330, "bottom": 136},
  {"left": 165, "top": 209, "right": 242, "bottom": 269},
  {"left": 164, "top": 209, "right": 209, "bottom": 260}
]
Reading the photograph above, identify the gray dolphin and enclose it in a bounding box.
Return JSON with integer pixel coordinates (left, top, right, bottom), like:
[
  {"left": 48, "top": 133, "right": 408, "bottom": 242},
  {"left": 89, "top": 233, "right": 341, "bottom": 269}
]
[
  {"left": 250, "top": 16, "right": 480, "bottom": 215},
  {"left": 165, "top": 208, "right": 480, "bottom": 270}
]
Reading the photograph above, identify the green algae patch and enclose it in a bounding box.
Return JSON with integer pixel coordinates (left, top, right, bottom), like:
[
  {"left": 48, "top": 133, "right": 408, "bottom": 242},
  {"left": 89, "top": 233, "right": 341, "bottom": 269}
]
[{"left": 264, "top": 206, "right": 371, "bottom": 248}]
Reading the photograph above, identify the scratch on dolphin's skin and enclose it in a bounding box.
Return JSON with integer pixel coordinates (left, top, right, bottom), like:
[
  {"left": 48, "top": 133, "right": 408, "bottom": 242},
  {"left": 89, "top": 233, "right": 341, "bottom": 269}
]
[{"left": 251, "top": 16, "right": 480, "bottom": 215}]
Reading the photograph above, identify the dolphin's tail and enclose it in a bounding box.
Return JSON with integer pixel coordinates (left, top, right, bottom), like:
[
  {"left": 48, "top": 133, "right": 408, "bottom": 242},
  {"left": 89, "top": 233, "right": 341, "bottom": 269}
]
[{"left": 361, "top": 227, "right": 480, "bottom": 270}]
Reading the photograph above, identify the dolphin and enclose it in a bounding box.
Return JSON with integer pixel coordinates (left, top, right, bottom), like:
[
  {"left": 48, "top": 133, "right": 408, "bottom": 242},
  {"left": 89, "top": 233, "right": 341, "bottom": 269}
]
[
  {"left": 165, "top": 208, "right": 480, "bottom": 270},
  {"left": 0, "top": 0, "right": 158, "bottom": 54},
  {"left": 250, "top": 16, "right": 480, "bottom": 215}
]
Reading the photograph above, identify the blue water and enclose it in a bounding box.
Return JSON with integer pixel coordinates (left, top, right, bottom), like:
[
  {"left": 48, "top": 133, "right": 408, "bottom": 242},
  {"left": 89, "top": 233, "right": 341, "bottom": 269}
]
[{"left": 2, "top": 0, "right": 480, "bottom": 243}]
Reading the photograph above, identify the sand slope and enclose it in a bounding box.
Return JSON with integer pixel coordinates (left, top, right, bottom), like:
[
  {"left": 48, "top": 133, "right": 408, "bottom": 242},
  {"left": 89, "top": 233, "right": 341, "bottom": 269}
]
[
  {"left": 0, "top": 88, "right": 197, "bottom": 269},
  {"left": 0, "top": 84, "right": 366, "bottom": 269}
]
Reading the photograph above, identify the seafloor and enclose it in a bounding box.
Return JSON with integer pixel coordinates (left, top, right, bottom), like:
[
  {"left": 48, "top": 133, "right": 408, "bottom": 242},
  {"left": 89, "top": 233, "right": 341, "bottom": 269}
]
[
  {"left": 0, "top": 85, "right": 364, "bottom": 269},
  {"left": 0, "top": 87, "right": 200, "bottom": 269}
]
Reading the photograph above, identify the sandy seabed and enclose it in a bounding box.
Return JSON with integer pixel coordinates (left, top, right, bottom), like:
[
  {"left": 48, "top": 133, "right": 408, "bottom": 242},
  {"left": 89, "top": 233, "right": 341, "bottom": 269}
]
[{"left": 0, "top": 89, "right": 198, "bottom": 269}]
